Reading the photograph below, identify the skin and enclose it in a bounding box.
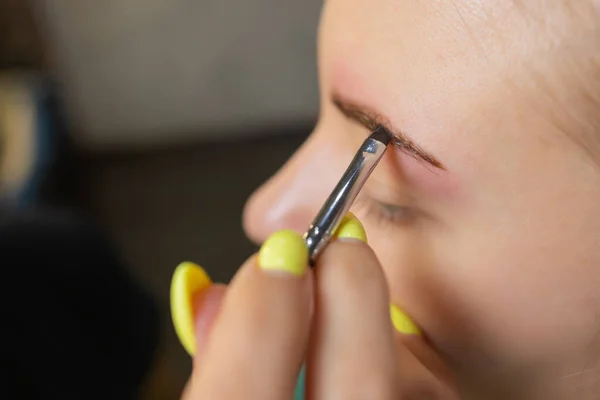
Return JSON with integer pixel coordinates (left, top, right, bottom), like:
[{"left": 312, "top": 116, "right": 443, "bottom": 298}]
[
  {"left": 184, "top": 241, "right": 457, "bottom": 400},
  {"left": 185, "top": 0, "right": 600, "bottom": 398}
]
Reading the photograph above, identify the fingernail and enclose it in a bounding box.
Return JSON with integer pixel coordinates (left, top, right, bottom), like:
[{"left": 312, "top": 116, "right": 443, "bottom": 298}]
[
  {"left": 334, "top": 212, "right": 367, "bottom": 243},
  {"left": 170, "top": 262, "right": 212, "bottom": 356},
  {"left": 390, "top": 304, "right": 422, "bottom": 335},
  {"left": 258, "top": 229, "right": 308, "bottom": 276}
]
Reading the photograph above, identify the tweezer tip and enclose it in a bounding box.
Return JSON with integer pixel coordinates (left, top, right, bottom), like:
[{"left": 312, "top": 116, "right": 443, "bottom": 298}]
[{"left": 369, "top": 126, "right": 391, "bottom": 145}]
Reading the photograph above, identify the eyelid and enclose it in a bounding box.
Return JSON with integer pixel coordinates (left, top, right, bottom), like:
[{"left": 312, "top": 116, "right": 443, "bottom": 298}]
[
  {"left": 361, "top": 177, "right": 417, "bottom": 207},
  {"left": 354, "top": 193, "right": 418, "bottom": 228}
]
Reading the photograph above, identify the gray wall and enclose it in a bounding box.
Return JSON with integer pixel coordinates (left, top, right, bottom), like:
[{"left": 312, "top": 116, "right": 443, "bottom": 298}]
[{"left": 37, "top": 0, "right": 321, "bottom": 149}]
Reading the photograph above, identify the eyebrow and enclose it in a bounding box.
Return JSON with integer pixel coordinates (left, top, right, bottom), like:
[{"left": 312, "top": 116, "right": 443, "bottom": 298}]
[{"left": 332, "top": 95, "right": 445, "bottom": 169}]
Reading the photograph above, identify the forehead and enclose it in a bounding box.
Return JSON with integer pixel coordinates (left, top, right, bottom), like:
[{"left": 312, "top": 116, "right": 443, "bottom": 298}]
[
  {"left": 321, "top": 0, "right": 537, "bottom": 101},
  {"left": 319, "top": 0, "right": 599, "bottom": 186},
  {"left": 320, "top": 0, "right": 528, "bottom": 162},
  {"left": 320, "top": 0, "right": 592, "bottom": 116}
]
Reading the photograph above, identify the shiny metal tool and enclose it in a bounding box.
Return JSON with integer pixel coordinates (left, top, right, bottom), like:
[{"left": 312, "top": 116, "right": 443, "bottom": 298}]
[{"left": 303, "top": 126, "right": 391, "bottom": 265}]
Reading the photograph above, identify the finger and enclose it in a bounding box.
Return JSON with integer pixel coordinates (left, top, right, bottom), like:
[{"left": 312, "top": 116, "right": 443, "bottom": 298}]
[
  {"left": 190, "top": 230, "right": 312, "bottom": 400},
  {"left": 170, "top": 262, "right": 227, "bottom": 357},
  {"left": 307, "top": 214, "right": 398, "bottom": 400},
  {"left": 192, "top": 283, "right": 227, "bottom": 361},
  {"left": 390, "top": 305, "right": 459, "bottom": 398}
]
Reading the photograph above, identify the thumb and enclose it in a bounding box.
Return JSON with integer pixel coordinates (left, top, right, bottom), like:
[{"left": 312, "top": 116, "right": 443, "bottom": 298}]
[{"left": 390, "top": 305, "right": 460, "bottom": 399}]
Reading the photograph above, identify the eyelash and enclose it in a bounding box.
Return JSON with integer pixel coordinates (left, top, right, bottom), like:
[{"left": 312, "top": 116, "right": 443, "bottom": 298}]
[{"left": 355, "top": 195, "right": 417, "bottom": 228}]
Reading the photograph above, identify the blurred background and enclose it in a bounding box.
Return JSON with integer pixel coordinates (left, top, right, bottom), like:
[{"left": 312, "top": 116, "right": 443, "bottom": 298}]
[{"left": 1, "top": 0, "right": 320, "bottom": 398}]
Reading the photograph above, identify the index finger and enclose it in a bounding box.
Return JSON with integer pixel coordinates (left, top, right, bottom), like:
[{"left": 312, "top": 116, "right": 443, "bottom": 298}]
[{"left": 188, "top": 230, "right": 312, "bottom": 400}]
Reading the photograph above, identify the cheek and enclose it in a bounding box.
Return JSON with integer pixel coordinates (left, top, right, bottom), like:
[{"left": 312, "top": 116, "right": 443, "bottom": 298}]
[
  {"left": 357, "top": 173, "right": 600, "bottom": 380},
  {"left": 392, "top": 150, "right": 463, "bottom": 201},
  {"left": 435, "top": 193, "right": 600, "bottom": 376},
  {"left": 430, "top": 232, "right": 600, "bottom": 382}
]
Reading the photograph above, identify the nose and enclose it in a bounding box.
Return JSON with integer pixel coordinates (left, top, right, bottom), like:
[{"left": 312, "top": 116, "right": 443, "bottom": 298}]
[{"left": 243, "top": 129, "right": 349, "bottom": 244}]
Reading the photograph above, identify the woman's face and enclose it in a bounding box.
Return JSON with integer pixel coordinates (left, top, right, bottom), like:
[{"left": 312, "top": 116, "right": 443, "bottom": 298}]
[{"left": 244, "top": 0, "right": 600, "bottom": 395}]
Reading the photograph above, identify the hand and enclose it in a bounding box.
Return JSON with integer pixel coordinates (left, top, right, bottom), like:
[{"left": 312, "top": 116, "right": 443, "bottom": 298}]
[{"left": 170, "top": 214, "right": 458, "bottom": 399}]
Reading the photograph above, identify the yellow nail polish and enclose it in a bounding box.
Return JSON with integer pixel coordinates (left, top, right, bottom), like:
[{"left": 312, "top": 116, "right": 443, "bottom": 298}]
[
  {"left": 334, "top": 212, "right": 367, "bottom": 243},
  {"left": 390, "top": 304, "right": 422, "bottom": 335},
  {"left": 170, "top": 262, "right": 212, "bottom": 356},
  {"left": 258, "top": 230, "right": 308, "bottom": 276}
]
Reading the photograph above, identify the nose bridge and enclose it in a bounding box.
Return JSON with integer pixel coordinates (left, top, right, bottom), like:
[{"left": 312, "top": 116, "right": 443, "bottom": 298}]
[{"left": 243, "top": 130, "right": 348, "bottom": 244}]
